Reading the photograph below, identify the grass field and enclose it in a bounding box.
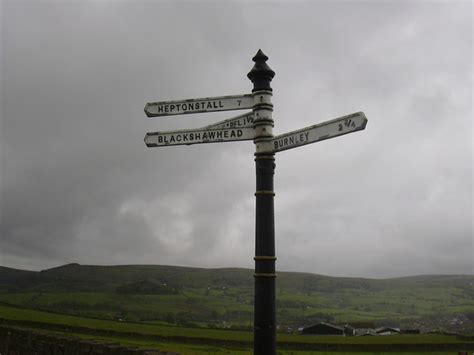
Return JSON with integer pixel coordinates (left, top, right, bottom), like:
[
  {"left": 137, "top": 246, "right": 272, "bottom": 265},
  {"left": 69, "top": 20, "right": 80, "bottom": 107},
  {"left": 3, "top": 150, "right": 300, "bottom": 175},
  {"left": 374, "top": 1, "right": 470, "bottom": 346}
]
[
  {"left": 1, "top": 265, "right": 473, "bottom": 353},
  {"left": 0, "top": 286, "right": 467, "bottom": 322},
  {"left": 4, "top": 325, "right": 468, "bottom": 355},
  {"left": 0, "top": 286, "right": 471, "bottom": 328},
  {"left": 4, "top": 327, "right": 470, "bottom": 355},
  {"left": 1, "top": 264, "right": 473, "bottom": 330},
  {"left": 1, "top": 304, "right": 473, "bottom": 354}
]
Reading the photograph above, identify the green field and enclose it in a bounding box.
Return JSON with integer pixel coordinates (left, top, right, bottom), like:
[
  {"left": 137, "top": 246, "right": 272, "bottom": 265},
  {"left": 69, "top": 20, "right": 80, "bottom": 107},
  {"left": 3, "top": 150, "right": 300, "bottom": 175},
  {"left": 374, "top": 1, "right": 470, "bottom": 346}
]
[
  {"left": 1, "top": 264, "right": 473, "bottom": 333},
  {"left": 1, "top": 264, "right": 473, "bottom": 353},
  {"left": 1, "top": 304, "right": 473, "bottom": 354}
]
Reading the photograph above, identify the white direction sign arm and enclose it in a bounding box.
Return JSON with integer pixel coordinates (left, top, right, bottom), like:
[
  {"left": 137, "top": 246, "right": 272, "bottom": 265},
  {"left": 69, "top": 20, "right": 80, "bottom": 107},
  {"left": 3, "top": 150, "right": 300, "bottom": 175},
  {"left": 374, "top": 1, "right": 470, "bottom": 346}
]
[
  {"left": 271, "top": 112, "right": 368, "bottom": 153},
  {"left": 144, "top": 127, "right": 255, "bottom": 147},
  {"left": 205, "top": 112, "right": 254, "bottom": 129},
  {"left": 145, "top": 94, "right": 253, "bottom": 118}
]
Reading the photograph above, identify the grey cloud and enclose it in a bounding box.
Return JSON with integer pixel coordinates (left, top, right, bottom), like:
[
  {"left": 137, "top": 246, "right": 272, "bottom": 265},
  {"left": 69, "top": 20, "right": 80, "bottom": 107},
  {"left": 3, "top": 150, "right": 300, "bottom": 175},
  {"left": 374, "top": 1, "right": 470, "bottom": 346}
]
[{"left": 1, "top": 1, "right": 471, "bottom": 277}]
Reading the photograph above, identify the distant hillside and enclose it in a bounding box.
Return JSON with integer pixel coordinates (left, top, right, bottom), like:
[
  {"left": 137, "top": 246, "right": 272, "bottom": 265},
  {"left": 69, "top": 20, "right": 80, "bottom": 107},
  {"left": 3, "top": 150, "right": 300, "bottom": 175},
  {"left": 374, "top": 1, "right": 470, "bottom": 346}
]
[
  {"left": 2, "top": 263, "right": 472, "bottom": 293},
  {"left": 0, "top": 263, "right": 254, "bottom": 292},
  {"left": 0, "top": 263, "right": 473, "bottom": 332},
  {"left": 0, "top": 266, "right": 36, "bottom": 283}
]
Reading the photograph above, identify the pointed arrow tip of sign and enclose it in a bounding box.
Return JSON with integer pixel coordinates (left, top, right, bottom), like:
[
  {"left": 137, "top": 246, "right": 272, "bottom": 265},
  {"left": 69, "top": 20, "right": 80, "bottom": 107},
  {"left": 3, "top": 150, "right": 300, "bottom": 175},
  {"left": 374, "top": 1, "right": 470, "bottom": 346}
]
[
  {"left": 144, "top": 133, "right": 156, "bottom": 147},
  {"left": 358, "top": 112, "right": 368, "bottom": 130},
  {"left": 144, "top": 105, "right": 153, "bottom": 118}
]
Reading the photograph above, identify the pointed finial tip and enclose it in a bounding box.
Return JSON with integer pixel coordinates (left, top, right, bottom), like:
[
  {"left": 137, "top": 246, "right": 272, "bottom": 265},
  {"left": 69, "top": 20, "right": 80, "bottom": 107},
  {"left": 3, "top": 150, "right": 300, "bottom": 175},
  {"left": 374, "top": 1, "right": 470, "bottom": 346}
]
[
  {"left": 253, "top": 49, "right": 268, "bottom": 62},
  {"left": 247, "top": 49, "right": 274, "bottom": 88}
]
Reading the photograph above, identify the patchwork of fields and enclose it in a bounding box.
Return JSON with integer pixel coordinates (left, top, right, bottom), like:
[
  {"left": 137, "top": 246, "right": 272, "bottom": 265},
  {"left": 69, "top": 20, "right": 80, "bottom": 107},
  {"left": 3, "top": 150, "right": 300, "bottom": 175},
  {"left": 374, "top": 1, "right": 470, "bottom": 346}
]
[
  {"left": 1, "top": 264, "right": 473, "bottom": 353},
  {"left": 0, "top": 304, "right": 473, "bottom": 354},
  {"left": 1, "top": 264, "right": 473, "bottom": 332}
]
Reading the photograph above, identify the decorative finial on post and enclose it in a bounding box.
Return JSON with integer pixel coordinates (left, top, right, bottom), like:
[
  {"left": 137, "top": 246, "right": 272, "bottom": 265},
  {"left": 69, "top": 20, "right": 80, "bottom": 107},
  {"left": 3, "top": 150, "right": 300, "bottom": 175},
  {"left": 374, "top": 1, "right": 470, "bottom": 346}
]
[{"left": 247, "top": 49, "right": 275, "bottom": 92}]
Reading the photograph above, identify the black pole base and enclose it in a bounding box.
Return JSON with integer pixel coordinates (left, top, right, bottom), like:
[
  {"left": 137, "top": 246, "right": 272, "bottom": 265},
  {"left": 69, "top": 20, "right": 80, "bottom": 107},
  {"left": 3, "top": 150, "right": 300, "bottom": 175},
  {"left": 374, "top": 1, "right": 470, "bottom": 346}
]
[{"left": 254, "top": 154, "right": 276, "bottom": 355}]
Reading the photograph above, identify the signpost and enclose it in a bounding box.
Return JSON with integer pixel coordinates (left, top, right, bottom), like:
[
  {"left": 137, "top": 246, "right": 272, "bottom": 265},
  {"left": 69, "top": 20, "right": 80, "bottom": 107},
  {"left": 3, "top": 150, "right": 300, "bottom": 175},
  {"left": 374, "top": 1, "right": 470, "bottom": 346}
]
[
  {"left": 145, "top": 94, "right": 253, "bottom": 117},
  {"left": 144, "top": 127, "right": 255, "bottom": 147},
  {"left": 205, "top": 111, "right": 254, "bottom": 129},
  {"left": 271, "top": 111, "right": 368, "bottom": 153},
  {"left": 142, "top": 50, "right": 368, "bottom": 355}
]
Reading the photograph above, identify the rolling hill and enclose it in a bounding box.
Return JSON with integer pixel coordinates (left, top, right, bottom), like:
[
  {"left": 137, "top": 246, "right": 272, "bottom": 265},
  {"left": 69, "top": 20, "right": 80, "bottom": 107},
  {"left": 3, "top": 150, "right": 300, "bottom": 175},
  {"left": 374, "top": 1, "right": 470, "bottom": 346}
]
[{"left": 0, "top": 263, "right": 473, "bottom": 332}]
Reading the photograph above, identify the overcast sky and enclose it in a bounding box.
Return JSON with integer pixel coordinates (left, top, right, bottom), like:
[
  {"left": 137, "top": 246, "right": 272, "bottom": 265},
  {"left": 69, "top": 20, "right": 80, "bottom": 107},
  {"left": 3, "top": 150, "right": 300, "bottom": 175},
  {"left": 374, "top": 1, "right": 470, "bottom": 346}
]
[{"left": 1, "top": 0, "right": 472, "bottom": 278}]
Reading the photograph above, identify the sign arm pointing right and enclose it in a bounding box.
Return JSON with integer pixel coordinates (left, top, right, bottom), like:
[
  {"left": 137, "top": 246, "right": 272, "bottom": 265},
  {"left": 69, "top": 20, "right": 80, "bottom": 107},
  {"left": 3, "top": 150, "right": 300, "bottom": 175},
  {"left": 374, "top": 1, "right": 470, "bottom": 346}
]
[{"left": 271, "top": 111, "right": 367, "bottom": 153}]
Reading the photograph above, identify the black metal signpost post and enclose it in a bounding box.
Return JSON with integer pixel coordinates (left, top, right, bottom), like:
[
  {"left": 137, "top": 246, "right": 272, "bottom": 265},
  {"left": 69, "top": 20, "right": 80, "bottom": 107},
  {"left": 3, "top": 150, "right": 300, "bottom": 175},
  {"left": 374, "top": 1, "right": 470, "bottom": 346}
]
[
  {"left": 247, "top": 50, "right": 277, "bottom": 355},
  {"left": 143, "top": 50, "right": 367, "bottom": 355}
]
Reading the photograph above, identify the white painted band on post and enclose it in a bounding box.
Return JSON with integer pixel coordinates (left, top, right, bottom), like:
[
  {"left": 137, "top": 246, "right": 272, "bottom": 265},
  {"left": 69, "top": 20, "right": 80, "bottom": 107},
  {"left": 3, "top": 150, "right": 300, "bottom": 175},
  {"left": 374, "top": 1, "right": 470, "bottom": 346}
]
[
  {"left": 253, "top": 90, "right": 274, "bottom": 155},
  {"left": 252, "top": 90, "right": 273, "bottom": 107}
]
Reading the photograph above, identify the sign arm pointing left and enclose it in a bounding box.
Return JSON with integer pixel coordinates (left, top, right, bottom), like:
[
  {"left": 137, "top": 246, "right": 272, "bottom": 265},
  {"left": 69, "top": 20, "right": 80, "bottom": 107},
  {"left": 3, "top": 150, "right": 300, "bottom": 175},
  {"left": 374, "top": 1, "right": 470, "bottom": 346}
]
[
  {"left": 144, "top": 127, "right": 255, "bottom": 147},
  {"left": 145, "top": 94, "right": 254, "bottom": 117}
]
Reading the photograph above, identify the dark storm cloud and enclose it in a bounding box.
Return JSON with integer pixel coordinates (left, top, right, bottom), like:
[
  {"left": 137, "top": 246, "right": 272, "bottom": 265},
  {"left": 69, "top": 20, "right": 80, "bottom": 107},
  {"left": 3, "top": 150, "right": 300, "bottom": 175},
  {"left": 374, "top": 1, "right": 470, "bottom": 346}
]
[{"left": 1, "top": 1, "right": 472, "bottom": 277}]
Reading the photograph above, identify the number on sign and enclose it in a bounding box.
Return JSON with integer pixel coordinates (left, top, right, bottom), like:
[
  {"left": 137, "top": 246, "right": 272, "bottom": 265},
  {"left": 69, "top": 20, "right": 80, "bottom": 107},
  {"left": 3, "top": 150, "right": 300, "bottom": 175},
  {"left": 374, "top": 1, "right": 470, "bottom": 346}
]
[
  {"left": 338, "top": 118, "right": 357, "bottom": 131},
  {"left": 345, "top": 118, "right": 356, "bottom": 128}
]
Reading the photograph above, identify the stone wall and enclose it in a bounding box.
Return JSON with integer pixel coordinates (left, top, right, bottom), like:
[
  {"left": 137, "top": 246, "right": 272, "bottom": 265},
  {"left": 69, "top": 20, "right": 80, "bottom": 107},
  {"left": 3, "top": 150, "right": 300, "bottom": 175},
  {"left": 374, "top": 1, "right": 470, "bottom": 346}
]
[{"left": 0, "top": 326, "right": 179, "bottom": 355}]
